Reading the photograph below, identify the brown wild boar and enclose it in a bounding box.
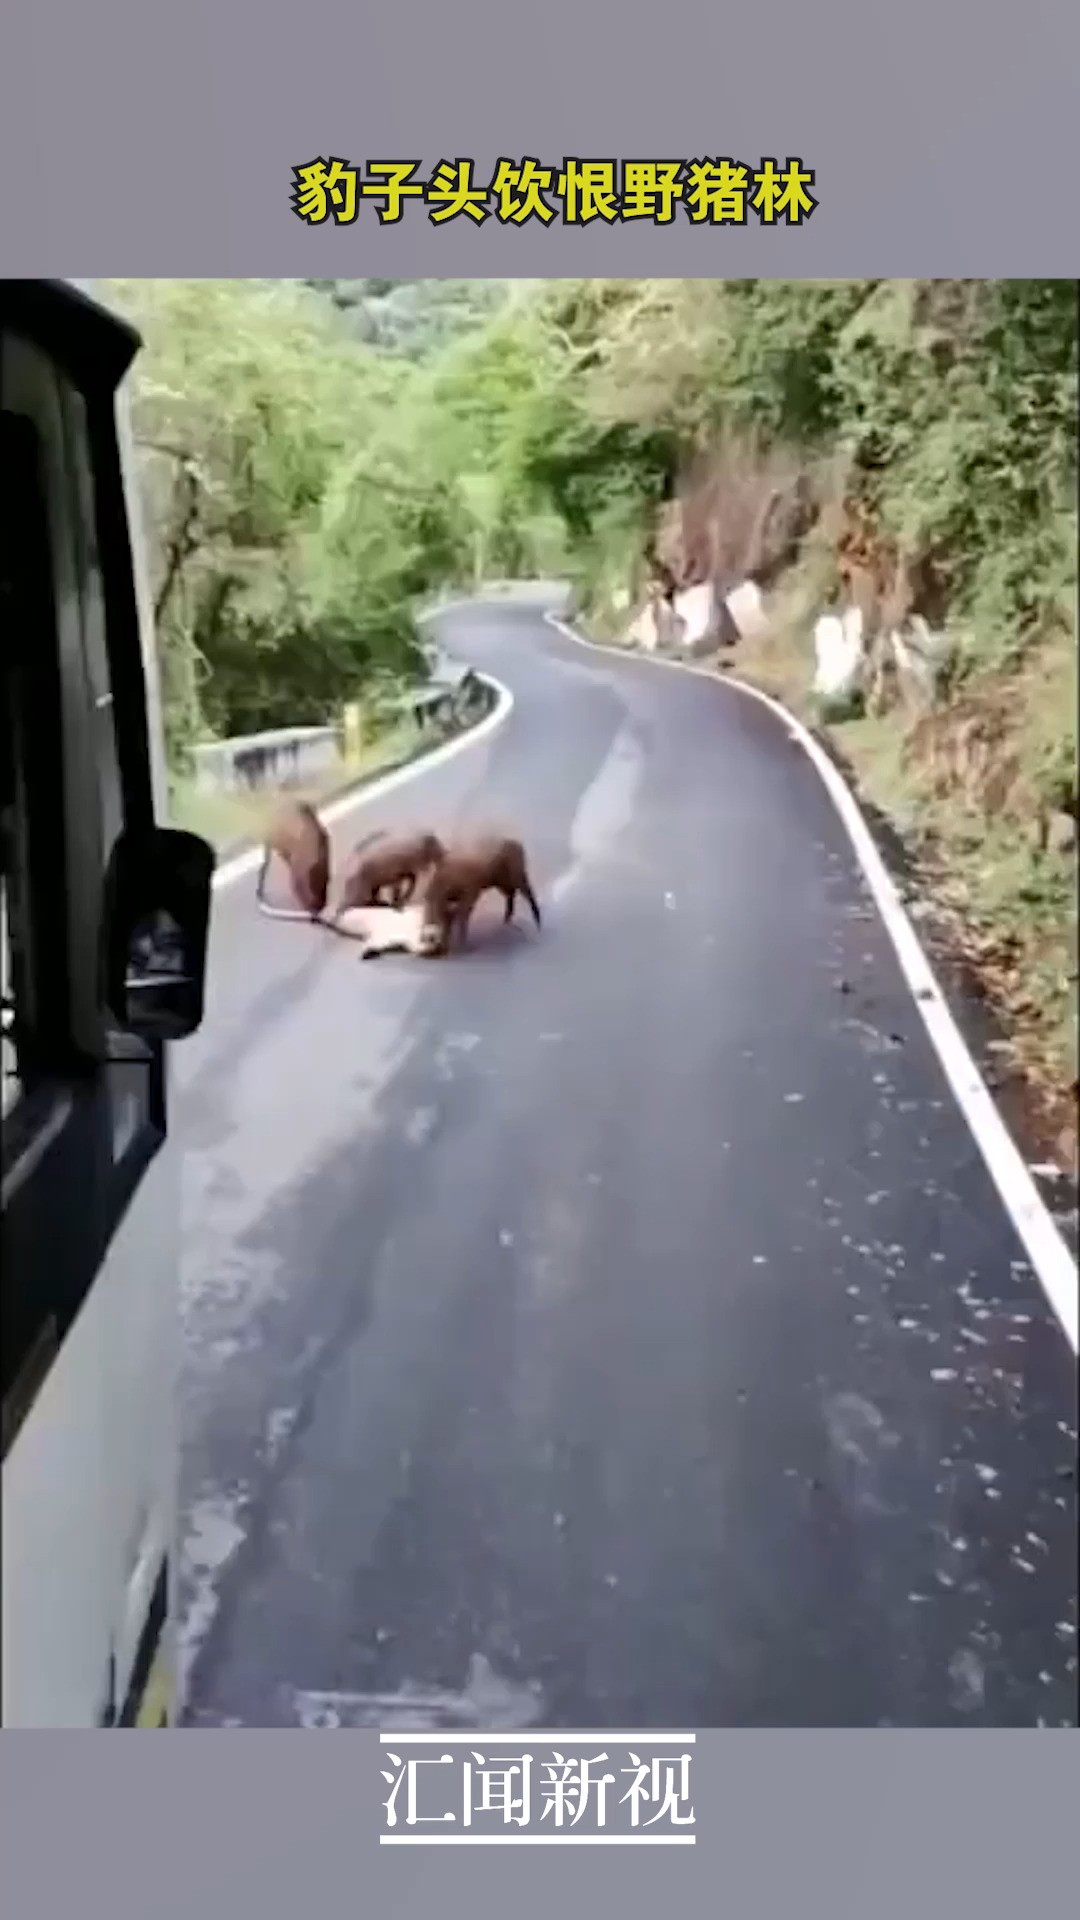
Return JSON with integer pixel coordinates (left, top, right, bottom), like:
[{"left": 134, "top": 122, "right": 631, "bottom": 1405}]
[
  {"left": 416, "top": 833, "right": 541, "bottom": 954},
  {"left": 334, "top": 828, "right": 446, "bottom": 915},
  {"left": 255, "top": 798, "right": 330, "bottom": 921}
]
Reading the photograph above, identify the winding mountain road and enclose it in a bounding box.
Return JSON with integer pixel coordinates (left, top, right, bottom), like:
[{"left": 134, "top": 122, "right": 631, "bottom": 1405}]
[{"left": 176, "top": 588, "right": 1078, "bottom": 1730}]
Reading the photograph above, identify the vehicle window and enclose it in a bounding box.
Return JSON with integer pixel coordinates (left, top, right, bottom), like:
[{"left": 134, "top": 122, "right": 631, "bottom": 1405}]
[
  {"left": 1, "top": 343, "right": 162, "bottom": 1201},
  {"left": 57, "top": 377, "right": 160, "bottom": 1161},
  {"left": 0, "top": 403, "right": 73, "bottom": 1155},
  {"left": 2, "top": 333, "right": 164, "bottom": 1458}
]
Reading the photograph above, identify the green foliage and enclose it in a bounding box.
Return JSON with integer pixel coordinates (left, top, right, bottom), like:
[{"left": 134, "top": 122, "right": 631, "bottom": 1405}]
[
  {"left": 496, "top": 276, "right": 1075, "bottom": 683},
  {"left": 826, "top": 279, "right": 1078, "bottom": 662},
  {"left": 105, "top": 274, "right": 1076, "bottom": 786},
  {"left": 814, "top": 688, "right": 866, "bottom": 727},
  {"left": 105, "top": 278, "right": 471, "bottom": 754},
  {"left": 303, "top": 278, "right": 512, "bottom": 354}
]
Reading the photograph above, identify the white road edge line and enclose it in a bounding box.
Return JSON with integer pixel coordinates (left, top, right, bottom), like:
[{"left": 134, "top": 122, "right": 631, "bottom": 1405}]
[
  {"left": 208, "top": 665, "right": 514, "bottom": 897},
  {"left": 548, "top": 610, "right": 1079, "bottom": 1354}
]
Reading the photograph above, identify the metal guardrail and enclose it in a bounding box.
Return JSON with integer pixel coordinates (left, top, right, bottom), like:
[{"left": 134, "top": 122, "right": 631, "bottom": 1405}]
[{"left": 190, "top": 657, "right": 490, "bottom": 797}]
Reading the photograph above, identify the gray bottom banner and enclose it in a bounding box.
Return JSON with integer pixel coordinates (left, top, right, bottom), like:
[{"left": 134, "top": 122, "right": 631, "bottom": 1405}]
[{"left": 2, "top": 1730, "right": 1077, "bottom": 1916}]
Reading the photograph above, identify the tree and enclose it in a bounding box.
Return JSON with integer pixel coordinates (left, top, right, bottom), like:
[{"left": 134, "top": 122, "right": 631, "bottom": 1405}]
[{"left": 105, "top": 277, "right": 473, "bottom": 753}]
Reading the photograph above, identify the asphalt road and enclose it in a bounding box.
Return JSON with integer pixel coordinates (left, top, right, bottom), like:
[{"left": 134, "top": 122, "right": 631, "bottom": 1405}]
[{"left": 176, "top": 590, "right": 1078, "bottom": 1730}]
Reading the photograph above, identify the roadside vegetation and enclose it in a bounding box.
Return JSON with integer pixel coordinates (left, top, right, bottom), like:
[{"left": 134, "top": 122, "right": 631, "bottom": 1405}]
[{"left": 106, "top": 277, "right": 1077, "bottom": 1157}]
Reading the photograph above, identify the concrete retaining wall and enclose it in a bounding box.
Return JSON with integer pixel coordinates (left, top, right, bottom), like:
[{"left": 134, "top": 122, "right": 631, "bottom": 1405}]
[
  {"left": 191, "top": 664, "right": 491, "bottom": 798},
  {"left": 192, "top": 725, "right": 342, "bottom": 795}
]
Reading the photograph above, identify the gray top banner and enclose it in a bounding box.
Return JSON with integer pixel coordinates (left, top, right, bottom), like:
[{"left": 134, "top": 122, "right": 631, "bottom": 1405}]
[{"left": 1, "top": 0, "right": 1078, "bottom": 273}]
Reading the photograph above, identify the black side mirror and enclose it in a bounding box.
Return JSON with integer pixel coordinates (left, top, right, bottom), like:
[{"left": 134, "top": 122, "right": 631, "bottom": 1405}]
[{"left": 101, "top": 826, "right": 216, "bottom": 1042}]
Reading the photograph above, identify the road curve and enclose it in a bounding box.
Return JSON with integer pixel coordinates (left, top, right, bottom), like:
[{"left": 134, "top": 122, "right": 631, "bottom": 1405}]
[{"left": 177, "top": 590, "right": 1078, "bottom": 1730}]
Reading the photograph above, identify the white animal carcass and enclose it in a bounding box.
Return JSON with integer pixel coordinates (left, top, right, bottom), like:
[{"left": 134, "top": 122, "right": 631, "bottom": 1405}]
[{"left": 332, "top": 903, "right": 434, "bottom": 958}]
